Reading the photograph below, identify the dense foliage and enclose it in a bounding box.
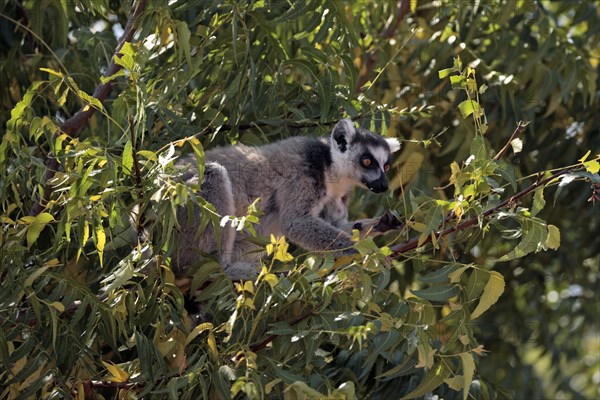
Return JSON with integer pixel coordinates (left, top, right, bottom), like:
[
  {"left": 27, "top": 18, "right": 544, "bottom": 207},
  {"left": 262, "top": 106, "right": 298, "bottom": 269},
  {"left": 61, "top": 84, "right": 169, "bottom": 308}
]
[{"left": 1, "top": 1, "right": 598, "bottom": 399}]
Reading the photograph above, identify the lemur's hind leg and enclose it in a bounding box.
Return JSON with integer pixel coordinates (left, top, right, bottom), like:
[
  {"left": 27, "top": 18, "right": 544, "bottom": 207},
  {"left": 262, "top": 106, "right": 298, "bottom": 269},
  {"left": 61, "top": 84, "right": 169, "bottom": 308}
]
[{"left": 174, "top": 162, "right": 236, "bottom": 276}]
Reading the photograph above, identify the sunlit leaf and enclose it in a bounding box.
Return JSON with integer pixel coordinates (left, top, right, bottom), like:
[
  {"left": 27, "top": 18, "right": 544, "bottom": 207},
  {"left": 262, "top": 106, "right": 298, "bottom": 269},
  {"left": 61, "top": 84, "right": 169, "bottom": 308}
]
[
  {"left": 102, "top": 361, "right": 130, "bottom": 383},
  {"left": 460, "top": 353, "right": 475, "bottom": 400},
  {"left": 401, "top": 362, "right": 452, "bottom": 399},
  {"left": 470, "top": 271, "right": 505, "bottom": 319},
  {"left": 531, "top": 188, "right": 545, "bottom": 217},
  {"left": 23, "top": 212, "right": 55, "bottom": 248},
  {"left": 122, "top": 140, "right": 134, "bottom": 173},
  {"left": 544, "top": 224, "right": 561, "bottom": 250}
]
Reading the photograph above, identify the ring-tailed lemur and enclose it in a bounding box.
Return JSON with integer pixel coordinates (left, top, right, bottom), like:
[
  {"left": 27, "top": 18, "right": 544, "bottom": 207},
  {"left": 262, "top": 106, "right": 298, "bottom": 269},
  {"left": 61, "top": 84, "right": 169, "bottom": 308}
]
[{"left": 174, "top": 119, "right": 400, "bottom": 279}]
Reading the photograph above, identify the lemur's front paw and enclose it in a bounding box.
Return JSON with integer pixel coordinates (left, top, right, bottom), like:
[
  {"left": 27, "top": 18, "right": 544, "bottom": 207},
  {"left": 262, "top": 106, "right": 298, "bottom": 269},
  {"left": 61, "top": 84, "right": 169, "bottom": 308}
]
[{"left": 374, "top": 211, "right": 404, "bottom": 233}]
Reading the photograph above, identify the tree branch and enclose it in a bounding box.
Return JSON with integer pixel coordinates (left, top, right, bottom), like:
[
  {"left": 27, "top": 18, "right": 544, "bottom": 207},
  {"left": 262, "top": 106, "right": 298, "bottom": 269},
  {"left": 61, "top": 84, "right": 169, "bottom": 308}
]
[
  {"left": 389, "top": 166, "right": 579, "bottom": 256},
  {"left": 29, "top": 0, "right": 148, "bottom": 216}
]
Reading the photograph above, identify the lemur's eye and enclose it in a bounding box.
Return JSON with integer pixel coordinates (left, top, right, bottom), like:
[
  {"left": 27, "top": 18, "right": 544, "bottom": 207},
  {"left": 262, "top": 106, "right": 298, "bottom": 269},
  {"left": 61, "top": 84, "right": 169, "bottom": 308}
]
[
  {"left": 384, "top": 164, "right": 390, "bottom": 172},
  {"left": 361, "top": 157, "right": 372, "bottom": 168}
]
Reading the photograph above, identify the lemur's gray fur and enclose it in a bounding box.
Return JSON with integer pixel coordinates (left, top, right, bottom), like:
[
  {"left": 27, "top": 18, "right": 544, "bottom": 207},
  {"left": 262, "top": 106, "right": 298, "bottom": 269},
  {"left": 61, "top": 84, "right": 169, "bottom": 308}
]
[{"left": 174, "top": 119, "right": 400, "bottom": 279}]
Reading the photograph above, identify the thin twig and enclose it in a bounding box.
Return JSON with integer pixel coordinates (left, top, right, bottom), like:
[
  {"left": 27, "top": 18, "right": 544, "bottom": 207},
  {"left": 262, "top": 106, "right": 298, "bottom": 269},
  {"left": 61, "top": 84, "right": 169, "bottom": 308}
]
[
  {"left": 493, "top": 121, "right": 528, "bottom": 161},
  {"left": 356, "top": 0, "right": 411, "bottom": 93}
]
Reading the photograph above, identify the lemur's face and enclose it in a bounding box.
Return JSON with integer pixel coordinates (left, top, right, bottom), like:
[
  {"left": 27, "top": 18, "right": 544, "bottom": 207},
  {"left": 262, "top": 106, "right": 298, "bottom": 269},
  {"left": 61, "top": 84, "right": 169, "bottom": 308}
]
[{"left": 331, "top": 119, "right": 401, "bottom": 193}]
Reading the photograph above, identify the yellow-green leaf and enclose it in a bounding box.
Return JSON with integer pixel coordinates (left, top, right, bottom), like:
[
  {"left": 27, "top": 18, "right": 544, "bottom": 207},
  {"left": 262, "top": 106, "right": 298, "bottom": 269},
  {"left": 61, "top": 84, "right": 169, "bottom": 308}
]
[
  {"left": 579, "top": 150, "right": 591, "bottom": 163},
  {"left": 102, "top": 361, "right": 129, "bottom": 382},
  {"left": 39, "top": 67, "right": 64, "bottom": 78},
  {"left": 458, "top": 100, "right": 481, "bottom": 119},
  {"left": 94, "top": 224, "right": 106, "bottom": 267},
  {"left": 583, "top": 159, "right": 600, "bottom": 173},
  {"left": 544, "top": 224, "right": 561, "bottom": 250},
  {"left": 401, "top": 362, "right": 451, "bottom": 399},
  {"left": 470, "top": 271, "right": 505, "bottom": 319},
  {"left": 531, "top": 188, "right": 545, "bottom": 217},
  {"left": 460, "top": 353, "right": 475, "bottom": 400},
  {"left": 264, "top": 273, "right": 279, "bottom": 288},
  {"left": 48, "top": 301, "right": 65, "bottom": 312},
  {"left": 122, "top": 140, "right": 133, "bottom": 174},
  {"left": 448, "top": 266, "right": 470, "bottom": 283},
  {"left": 207, "top": 331, "right": 218, "bottom": 360},
  {"left": 185, "top": 322, "right": 214, "bottom": 346},
  {"left": 25, "top": 212, "right": 55, "bottom": 248}
]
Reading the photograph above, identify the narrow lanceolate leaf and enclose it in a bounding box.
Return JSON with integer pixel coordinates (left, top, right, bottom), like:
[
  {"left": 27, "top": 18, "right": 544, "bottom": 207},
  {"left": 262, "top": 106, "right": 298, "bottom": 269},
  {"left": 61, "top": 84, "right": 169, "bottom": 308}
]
[
  {"left": 185, "top": 322, "right": 214, "bottom": 346},
  {"left": 418, "top": 264, "right": 459, "bottom": 284},
  {"left": 122, "top": 140, "right": 134, "bottom": 174},
  {"left": 531, "top": 188, "right": 545, "bottom": 217},
  {"left": 460, "top": 353, "right": 475, "bottom": 400},
  {"left": 470, "top": 271, "right": 505, "bottom": 320},
  {"left": 94, "top": 223, "right": 106, "bottom": 267},
  {"left": 102, "top": 361, "right": 130, "bottom": 382},
  {"left": 497, "top": 219, "right": 548, "bottom": 262},
  {"left": 401, "top": 362, "right": 452, "bottom": 399},
  {"left": 411, "top": 285, "right": 460, "bottom": 302}
]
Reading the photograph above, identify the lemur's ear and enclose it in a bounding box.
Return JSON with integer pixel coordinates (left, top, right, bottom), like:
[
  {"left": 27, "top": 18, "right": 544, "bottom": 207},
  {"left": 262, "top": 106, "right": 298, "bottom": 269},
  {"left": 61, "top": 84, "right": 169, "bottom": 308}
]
[
  {"left": 386, "top": 137, "right": 401, "bottom": 153},
  {"left": 331, "top": 119, "right": 355, "bottom": 153}
]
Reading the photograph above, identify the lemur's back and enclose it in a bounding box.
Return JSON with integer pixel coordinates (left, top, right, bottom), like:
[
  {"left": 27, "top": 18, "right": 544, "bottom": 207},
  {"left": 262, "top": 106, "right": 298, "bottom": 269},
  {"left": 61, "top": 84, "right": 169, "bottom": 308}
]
[{"left": 204, "top": 136, "right": 331, "bottom": 214}]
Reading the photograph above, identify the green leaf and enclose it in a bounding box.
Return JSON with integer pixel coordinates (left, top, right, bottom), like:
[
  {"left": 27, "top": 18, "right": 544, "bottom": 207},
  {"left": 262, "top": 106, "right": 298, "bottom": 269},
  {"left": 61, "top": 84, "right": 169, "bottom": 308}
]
[
  {"left": 266, "top": 359, "right": 306, "bottom": 384},
  {"left": 122, "top": 140, "right": 134, "bottom": 174},
  {"left": 458, "top": 100, "right": 481, "bottom": 119},
  {"left": 94, "top": 223, "right": 106, "bottom": 267},
  {"left": 544, "top": 224, "right": 560, "bottom": 250},
  {"left": 25, "top": 212, "right": 55, "bottom": 248},
  {"left": 531, "top": 188, "right": 545, "bottom": 217},
  {"left": 438, "top": 68, "right": 455, "bottom": 79},
  {"left": 460, "top": 353, "right": 475, "bottom": 400},
  {"left": 450, "top": 75, "right": 466, "bottom": 87},
  {"left": 583, "top": 159, "right": 600, "bottom": 173},
  {"left": 100, "top": 69, "right": 127, "bottom": 84},
  {"left": 497, "top": 219, "right": 548, "bottom": 261},
  {"left": 465, "top": 269, "right": 489, "bottom": 302},
  {"left": 6, "top": 81, "right": 44, "bottom": 132},
  {"left": 401, "top": 362, "right": 452, "bottom": 399},
  {"left": 376, "top": 356, "right": 418, "bottom": 380},
  {"left": 284, "top": 381, "right": 324, "bottom": 398},
  {"left": 411, "top": 285, "right": 459, "bottom": 302},
  {"left": 78, "top": 90, "right": 103, "bottom": 111},
  {"left": 418, "top": 264, "right": 459, "bottom": 284},
  {"left": 470, "top": 271, "right": 505, "bottom": 319},
  {"left": 419, "top": 204, "right": 443, "bottom": 246}
]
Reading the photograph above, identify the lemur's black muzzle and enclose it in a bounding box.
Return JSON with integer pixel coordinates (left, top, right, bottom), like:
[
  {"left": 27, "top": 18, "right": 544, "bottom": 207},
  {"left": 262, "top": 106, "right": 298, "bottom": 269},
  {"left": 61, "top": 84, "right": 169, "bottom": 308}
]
[{"left": 363, "top": 174, "right": 388, "bottom": 193}]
